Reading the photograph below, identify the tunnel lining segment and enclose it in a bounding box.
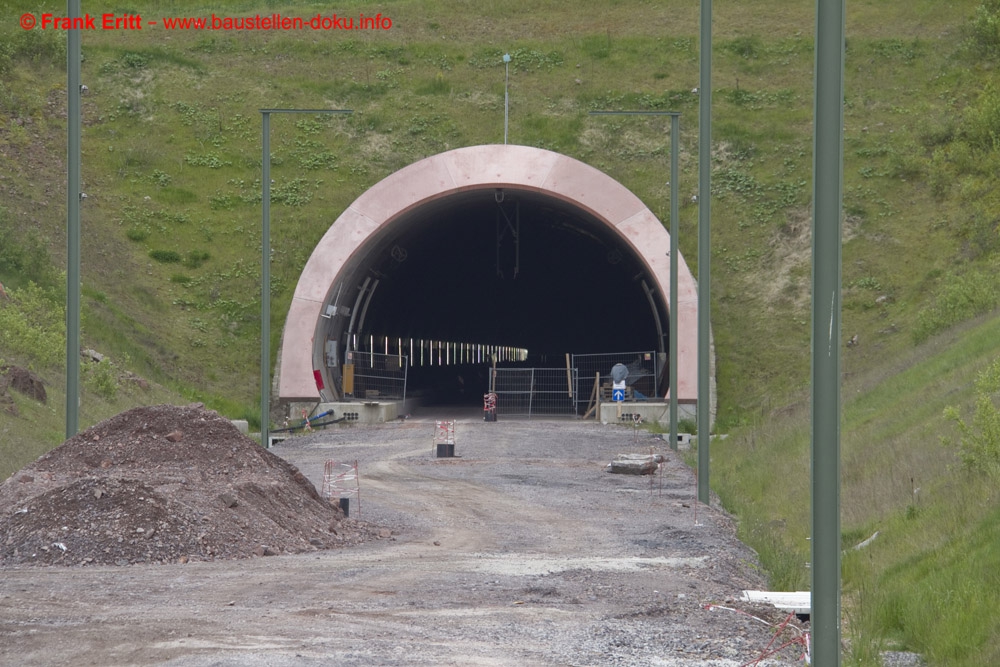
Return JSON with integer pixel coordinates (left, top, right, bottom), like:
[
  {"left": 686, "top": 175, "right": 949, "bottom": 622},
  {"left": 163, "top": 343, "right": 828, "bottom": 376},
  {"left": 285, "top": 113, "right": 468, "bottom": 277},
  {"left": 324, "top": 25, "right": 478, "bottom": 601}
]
[{"left": 278, "top": 144, "right": 700, "bottom": 404}]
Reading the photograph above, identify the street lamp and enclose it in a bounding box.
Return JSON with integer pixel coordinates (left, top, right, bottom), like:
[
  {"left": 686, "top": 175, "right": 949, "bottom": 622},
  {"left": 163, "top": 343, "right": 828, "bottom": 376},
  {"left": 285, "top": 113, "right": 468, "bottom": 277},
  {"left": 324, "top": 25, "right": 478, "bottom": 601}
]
[
  {"left": 811, "top": 0, "right": 846, "bottom": 663},
  {"left": 589, "top": 111, "right": 680, "bottom": 455},
  {"left": 66, "top": 0, "right": 82, "bottom": 437},
  {"left": 503, "top": 53, "right": 511, "bottom": 144}
]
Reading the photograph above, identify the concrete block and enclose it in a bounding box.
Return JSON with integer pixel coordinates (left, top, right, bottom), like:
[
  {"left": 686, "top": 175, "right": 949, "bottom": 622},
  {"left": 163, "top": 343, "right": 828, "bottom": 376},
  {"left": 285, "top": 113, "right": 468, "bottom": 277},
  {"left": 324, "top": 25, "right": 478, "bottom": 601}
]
[
  {"left": 599, "top": 401, "right": 696, "bottom": 426},
  {"left": 316, "top": 401, "right": 397, "bottom": 424}
]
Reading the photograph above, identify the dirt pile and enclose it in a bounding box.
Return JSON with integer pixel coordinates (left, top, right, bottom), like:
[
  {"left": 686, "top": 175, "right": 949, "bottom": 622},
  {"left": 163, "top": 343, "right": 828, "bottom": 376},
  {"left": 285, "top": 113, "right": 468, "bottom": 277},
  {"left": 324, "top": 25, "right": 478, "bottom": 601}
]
[
  {"left": 0, "top": 364, "right": 48, "bottom": 416},
  {"left": 0, "top": 403, "right": 383, "bottom": 567}
]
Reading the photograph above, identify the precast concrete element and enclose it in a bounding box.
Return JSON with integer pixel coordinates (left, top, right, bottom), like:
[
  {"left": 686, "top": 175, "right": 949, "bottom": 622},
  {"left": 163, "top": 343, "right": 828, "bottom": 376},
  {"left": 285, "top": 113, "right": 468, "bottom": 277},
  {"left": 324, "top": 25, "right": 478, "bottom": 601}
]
[
  {"left": 278, "top": 144, "right": 703, "bottom": 406},
  {"left": 599, "top": 401, "right": 697, "bottom": 427}
]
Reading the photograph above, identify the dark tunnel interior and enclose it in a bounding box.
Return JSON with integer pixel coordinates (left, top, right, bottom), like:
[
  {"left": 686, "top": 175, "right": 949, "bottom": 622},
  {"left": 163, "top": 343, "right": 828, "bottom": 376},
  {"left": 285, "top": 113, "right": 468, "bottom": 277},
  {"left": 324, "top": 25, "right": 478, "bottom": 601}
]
[{"left": 328, "top": 188, "right": 669, "bottom": 404}]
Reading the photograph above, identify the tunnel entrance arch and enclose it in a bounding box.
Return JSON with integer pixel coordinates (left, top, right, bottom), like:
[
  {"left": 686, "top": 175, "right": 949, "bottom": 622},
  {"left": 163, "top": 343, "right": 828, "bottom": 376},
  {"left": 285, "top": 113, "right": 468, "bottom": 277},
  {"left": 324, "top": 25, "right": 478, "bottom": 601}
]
[{"left": 278, "top": 144, "right": 701, "bottom": 409}]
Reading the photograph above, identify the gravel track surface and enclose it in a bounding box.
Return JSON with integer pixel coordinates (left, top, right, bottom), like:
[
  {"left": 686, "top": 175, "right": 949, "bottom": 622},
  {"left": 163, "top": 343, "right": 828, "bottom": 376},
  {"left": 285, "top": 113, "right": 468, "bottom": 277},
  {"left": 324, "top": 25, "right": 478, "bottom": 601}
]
[{"left": 1, "top": 414, "right": 809, "bottom": 666}]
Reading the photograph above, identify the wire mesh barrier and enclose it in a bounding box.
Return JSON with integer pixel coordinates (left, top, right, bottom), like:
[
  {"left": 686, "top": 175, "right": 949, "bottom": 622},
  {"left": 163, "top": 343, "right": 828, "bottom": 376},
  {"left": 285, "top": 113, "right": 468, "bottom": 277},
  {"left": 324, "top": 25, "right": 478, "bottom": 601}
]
[
  {"left": 344, "top": 351, "right": 408, "bottom": 401},
  {"left": 483, "top": 392, "right": 497, "bottom": 421},
  {"left": 433, "top": 420, "right": 456, "bottom": 457},
  {"left": 571, "top": 351, "right": 662, "bottom": 414},
  {"left": 491, "top": 368, "right": 579, "bottom": 418},
  {"left": 321, "top": 459, "right": 360, "bottom": 517}
]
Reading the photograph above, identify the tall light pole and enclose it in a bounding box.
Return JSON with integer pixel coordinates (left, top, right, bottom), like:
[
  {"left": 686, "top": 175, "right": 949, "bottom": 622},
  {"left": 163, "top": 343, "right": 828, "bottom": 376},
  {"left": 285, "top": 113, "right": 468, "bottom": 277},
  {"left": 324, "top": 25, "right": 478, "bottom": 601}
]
[
  {"left": 589, "top": 111, "right": 681, "bottom": 452},
  {"left": 697, "top": 0, "right": 713, "bottom": 505},
  {"left": 811, "top": 0, "right": 846, "bottom": 663},
  {"left": 66, "top": 0, "right": 82, "bottom": 438},
  {"left": 260, "top": 109, "right": 351, "bottom": 449},
  {"left": 503, "top": 53, "right": 511, "bottom": 144},
  {"left": 668, "top": 114, "right": 680, "bottom": 453}
]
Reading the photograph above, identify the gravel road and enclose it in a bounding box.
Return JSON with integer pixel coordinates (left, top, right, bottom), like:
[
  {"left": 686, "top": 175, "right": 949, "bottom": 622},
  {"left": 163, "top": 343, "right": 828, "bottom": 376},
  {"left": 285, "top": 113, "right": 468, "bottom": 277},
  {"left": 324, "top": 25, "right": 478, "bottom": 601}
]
[{"left": 1, "top": 415, "right": 809, "bottom": 666}]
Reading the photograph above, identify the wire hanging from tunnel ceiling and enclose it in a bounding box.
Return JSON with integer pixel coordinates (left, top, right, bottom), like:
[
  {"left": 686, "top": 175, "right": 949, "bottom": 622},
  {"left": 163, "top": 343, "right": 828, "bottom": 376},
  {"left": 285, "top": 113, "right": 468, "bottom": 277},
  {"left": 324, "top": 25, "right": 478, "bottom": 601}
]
[{"left": 496, "top": 192, "right": 520, "bottom": 279}]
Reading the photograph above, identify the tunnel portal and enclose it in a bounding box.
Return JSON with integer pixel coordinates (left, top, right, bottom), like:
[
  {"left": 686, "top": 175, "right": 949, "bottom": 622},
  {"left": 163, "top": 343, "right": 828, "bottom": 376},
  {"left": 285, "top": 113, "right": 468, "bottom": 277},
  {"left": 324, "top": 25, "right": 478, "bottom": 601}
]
[{"left": 277, "top": 144, "right": 700, "bottom": 409}]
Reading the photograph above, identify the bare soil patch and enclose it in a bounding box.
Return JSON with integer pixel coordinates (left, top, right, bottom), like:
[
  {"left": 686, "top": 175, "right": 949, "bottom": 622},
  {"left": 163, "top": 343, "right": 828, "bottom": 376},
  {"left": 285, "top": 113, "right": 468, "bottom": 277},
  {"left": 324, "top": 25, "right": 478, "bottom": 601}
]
[
  {"left": 0, "top": 364, "right": 47, "bottom": 404},
  {"left": 0, "top": 412, "right": 807, "bottom": 666},
  {"left": 0, "top": 404, "right": 382, "bottom": 567}
]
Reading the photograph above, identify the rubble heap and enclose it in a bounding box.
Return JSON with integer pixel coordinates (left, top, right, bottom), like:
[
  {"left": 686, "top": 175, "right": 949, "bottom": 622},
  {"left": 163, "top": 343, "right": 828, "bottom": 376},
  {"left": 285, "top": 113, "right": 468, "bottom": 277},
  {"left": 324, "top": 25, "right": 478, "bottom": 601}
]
[{"left": 0, "top": 404, "right": 378, "bottom": 567}]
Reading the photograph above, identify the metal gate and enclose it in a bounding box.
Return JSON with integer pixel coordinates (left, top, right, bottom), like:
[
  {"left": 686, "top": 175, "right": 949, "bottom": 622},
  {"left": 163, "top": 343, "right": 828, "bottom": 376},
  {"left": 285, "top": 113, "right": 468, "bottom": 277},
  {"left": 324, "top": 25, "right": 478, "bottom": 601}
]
[{"left": 492, "top": 367, "right": 578, "bottom": 418}]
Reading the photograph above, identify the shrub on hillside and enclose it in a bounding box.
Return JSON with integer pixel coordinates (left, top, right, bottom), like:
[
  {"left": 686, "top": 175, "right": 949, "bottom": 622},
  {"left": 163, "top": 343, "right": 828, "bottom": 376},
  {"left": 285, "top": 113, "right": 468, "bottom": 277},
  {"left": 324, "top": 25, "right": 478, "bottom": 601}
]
[
  {"left": 0, "top": 212, "right": 53, "bottom": 287},
  {"left": 913, "top": 266, "right": 1000, "bottom": 343},
  {"left": 944, "top": 356, "right": 1000, "bottom": 477},
  {"left": 0, "top": 282, "right": 64, "bottom": 369},
  {"left": 961, "top": 83, "right": 1000, "bottom": 151},
  {"left": 182, "top": 250, "right": 211, "bottom": 269},
  {"left": 82, "top": 358, "right": 119, "bottom": 400},
  {"left": 0, "top": 27, "right": 66, "bottom": 76},
  {"left": 966, "top": 0, "right": 1000, "bottom": 60},
  {"left": 149, "top": 249, "right": 181, "bottom": 264}
]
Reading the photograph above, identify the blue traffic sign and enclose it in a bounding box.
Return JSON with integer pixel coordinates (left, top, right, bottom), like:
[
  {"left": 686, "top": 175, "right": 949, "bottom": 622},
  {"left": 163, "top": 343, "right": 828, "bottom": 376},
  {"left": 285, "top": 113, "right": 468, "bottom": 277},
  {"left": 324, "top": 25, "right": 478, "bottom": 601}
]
[{"left": 612, "top": 388, "right": 625, "bottom": 402}]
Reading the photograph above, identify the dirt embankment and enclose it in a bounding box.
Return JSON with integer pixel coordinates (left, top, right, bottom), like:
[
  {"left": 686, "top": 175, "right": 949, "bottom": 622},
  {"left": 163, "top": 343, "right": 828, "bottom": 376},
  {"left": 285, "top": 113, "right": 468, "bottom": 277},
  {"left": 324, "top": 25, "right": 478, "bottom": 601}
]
[{"left": 0, "top": 404, "right": 384, "bottom": 567}]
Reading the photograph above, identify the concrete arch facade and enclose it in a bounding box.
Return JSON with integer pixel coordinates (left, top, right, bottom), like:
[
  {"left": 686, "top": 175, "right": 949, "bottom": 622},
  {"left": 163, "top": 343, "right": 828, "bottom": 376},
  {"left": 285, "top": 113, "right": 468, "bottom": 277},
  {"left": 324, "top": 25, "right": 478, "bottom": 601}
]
[{"left": 277, "top": 144, "right": 701, "bottom": 408}]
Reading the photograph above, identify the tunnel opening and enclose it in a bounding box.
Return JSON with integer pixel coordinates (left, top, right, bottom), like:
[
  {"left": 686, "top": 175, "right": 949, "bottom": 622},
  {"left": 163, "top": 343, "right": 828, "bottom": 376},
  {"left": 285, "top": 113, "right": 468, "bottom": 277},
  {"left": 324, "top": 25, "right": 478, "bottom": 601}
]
[
  {"left": 279, "top": 144, "right": 701, "bottom": 417},
  {"left": 320, "top": 187, "right": 668, "bottom": 407}
]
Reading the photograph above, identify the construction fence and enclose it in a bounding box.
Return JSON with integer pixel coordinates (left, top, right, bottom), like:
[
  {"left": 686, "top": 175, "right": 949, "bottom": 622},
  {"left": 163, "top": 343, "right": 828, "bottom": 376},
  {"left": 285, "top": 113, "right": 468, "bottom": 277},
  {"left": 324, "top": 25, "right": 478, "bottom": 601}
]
[
  {"left": 491, "top": 367, "right": 579, "bottom": 418},
  {"left": 571, "top": 351, "right": 662, "bottom": 414},
  {"left": 489, "top": 351, "right": 662, "bottom": 419},
  {"left": 343, "top": 351, "right": 408, "bottom": 401}
]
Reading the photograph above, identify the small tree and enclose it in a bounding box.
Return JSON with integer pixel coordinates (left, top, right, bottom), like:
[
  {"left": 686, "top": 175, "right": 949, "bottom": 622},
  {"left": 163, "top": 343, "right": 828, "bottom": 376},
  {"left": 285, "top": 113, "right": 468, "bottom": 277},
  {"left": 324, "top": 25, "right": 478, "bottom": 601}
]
[
  {"left": 944, "top": 356, "right": 1000, "bottom": 477},
  {"left": 967, "top": 0, "right": 1000, "bottom": 61}
]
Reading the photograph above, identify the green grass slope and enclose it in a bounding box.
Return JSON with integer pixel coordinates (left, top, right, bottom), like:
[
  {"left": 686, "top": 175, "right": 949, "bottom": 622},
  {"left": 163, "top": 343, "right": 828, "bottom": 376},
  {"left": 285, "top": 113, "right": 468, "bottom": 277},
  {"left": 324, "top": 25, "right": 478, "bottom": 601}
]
[
  {"left": 0, "top": 0, "right": 993, "bottom": 422},
  {"left": 2, "top": 1, "right": 1000, "bottom": 662},
  {"left": 712, "top": 311, "right": 1000, "bottom": 665}
]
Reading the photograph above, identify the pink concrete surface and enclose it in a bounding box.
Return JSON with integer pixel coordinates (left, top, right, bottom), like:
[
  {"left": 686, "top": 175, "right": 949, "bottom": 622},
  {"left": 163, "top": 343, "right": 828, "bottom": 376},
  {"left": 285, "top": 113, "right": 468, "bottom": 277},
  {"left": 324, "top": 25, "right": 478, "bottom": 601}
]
[
  {"left": 541, "top": 155, "right": 648, "bottom": 225},
  {"left": 291, "top": 207, "right": 380, "bottom": 303},
  {"left": 279, "top": 144, "right": 702, "bottom": 403},
  {"left": 443, "top": 143, "right": 562, "bottom": 191}
]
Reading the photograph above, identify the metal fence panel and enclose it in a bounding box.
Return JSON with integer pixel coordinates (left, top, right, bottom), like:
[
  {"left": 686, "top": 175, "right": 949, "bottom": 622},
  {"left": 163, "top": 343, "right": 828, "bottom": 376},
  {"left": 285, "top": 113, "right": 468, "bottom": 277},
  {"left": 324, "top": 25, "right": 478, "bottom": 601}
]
[
  {"left": 493, "top": 368, "right": 578, "bottom": 418},
  {"left": 571, "top": 351, "right": 662, "bottom": 412},
  {"left": 346, "top": 351, "right": 408, "bottom": 401}
]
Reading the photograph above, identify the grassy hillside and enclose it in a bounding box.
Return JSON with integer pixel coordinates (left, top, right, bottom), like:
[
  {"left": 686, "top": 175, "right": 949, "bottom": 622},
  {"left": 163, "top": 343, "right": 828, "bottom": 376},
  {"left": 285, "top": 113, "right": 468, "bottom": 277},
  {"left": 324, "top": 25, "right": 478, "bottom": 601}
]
[
  {"left": 0, "top": 0, "right": 992, "bottom": 422},
  {"left": 3, "top": 0, "right": 1000, "bottom": 663},
  {"left": 712, "top": 310, "right": 1000, "bottom": 665}
]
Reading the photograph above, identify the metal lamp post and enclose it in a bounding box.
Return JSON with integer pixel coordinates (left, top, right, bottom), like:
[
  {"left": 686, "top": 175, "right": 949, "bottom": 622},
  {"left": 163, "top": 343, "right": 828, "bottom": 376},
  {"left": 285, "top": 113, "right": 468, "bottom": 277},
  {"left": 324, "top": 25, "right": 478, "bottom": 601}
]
[
  {"left": 503, "top": 53, "right": 511, "bottom": 144},
  {"left": 66, "top": 0, "right": 82, "bottom": 438},
  {"left": 697, "top": 0, "right": 713, "bottom": 506},
  {"left": 589, "top": 111, "right": 681, "bottom": 453},
  {"left": 811, "top": 0, "right": 846, "bottom": 663}
]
